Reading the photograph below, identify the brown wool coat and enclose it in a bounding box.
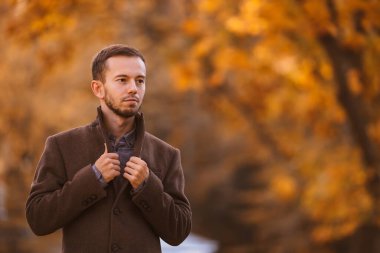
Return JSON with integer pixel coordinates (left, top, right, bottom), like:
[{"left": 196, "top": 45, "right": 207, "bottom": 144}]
[{"left": 26, "top": 108, "right": 192, "bottom": 253}]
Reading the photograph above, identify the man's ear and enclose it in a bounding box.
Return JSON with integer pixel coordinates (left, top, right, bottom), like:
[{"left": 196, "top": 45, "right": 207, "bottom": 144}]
[{"left": 91, "top": 80, "right": 105, "bottom": 99}]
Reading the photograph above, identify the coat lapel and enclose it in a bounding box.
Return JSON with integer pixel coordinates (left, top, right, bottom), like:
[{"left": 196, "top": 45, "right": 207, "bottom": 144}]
[{"left": 94, "top": 106, "right": 146, "bottom": 201}]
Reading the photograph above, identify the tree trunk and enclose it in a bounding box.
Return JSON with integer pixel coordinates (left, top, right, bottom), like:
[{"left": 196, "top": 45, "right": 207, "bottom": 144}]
[{"left": 319, "top": 30, "right": 380, "bottom": 253}]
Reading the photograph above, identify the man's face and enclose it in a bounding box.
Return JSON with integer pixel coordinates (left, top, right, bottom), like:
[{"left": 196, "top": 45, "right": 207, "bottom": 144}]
[{"left": 102, "top": 56, "right": 146, "bottom": 118}]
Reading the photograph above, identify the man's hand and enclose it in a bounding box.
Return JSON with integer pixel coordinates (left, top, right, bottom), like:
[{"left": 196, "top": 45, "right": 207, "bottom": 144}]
[
  {"left": 123, "top": 156, "right": 150, "bottom": 189},
  {"left": 95, "top": 143, "right": 121, "bottom": 183}
]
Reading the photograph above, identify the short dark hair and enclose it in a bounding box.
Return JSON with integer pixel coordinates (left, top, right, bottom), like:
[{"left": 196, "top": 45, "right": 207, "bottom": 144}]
[{"left": 92, "top": 44, "right": 145, "bottom": 82}]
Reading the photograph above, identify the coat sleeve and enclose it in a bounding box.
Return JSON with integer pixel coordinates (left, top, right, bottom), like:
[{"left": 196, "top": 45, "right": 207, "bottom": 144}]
[
  {"left": 25, "top": 136, "right": 107, "bottom": 236},
  {"left": 131, "top": 148, "right": 192, "bottom": 246}
]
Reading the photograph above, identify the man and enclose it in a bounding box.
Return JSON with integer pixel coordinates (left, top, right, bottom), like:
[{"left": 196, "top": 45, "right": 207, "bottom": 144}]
[{"left": 26, "top": 44, "right": 192, "bottom": 253}]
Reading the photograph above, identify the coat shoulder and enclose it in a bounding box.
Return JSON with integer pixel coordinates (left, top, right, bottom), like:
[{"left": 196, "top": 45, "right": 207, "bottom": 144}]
[
  {"left": 144, "top": 132, "right": 177, "bottom": 152},
  {"left": 48, "top": 122, "right": 98, "bottom": 142}
]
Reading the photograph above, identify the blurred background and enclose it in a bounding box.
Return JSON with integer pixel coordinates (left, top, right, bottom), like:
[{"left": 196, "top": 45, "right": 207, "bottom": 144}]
[{"left": 1, "top": 0, "right": 380, "bottom": 252}]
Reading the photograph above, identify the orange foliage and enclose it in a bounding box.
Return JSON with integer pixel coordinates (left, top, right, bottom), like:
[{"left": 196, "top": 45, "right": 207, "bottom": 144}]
[
  {"left": 168, "top": 0, "right": 380, "bottom": 250},
  {"left": 2, "top": 0, "right": 380, "bottom": 252}
]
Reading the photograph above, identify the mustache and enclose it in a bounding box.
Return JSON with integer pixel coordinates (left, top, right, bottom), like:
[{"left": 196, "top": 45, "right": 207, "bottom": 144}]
[{"left": 121, "top": 96, "right": 139, "bottom": 102}]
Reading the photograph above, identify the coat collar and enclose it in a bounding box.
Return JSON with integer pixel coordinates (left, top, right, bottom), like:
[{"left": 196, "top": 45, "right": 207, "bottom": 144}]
[{"left": 95, "top": 106, "right": 145, "bottom": 158}]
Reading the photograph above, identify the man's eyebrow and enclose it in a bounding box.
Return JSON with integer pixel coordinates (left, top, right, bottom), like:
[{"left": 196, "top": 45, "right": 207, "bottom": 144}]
[
  {"left": 114, "top": 74, "right": 146, "bottom": 78},
  {"left": 114, "top": 74, "right": 128, "bottom": 78}
]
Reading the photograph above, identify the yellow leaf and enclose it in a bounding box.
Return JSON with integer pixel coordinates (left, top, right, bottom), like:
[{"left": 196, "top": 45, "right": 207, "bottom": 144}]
[
  {"left": 270, "top": 174, "right": 297, "bottom": 202},
  {"left": 347, "top": 68, "right": 363, "bottom": 95}
]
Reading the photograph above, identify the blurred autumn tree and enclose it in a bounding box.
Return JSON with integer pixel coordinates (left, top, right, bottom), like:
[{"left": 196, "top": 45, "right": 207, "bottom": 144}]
[
  {"left": 0, "top": 1, "right": 120, "bottom": 252},
  {"left": 168, "top": 0, "right": 380, "bottom": 252},
  {"left": 1, "top": 0, "right": 380, "bottom": 253}
]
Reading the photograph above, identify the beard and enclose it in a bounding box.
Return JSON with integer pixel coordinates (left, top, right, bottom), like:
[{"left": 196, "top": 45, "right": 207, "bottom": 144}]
[{"left": 104, "top": 91, "right": 140, "bottom": 118}]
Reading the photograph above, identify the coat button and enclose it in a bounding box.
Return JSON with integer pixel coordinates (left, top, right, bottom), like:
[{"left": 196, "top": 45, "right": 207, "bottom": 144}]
[
  {"left": 111, "top": 243, "right": 121, "bottom": 252},
  {"left": 139, "top": 200, "right": 151, "bottom": 212},
  {"left": 82, "top": 195, "right": 98, "bottom": 206},
  {"left": 113, "top": 207, "right": 121, "bottom": 215}
]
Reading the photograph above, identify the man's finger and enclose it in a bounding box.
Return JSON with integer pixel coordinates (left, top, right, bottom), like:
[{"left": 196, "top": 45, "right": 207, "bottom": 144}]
[
  {"left": 123, "top": 172, "right": 135, "bottom": 182},
  {"left": 128, "top": 157, "right": 147, "bottom": 167},
  {"left": 112, "top": 164, "right": 121, "bottom": 171},
  {"left": 105, "top": 153, "right": 119, "bottom": 160},
  {"left": 124, "top": 166, "right": 136, "bottom": 175},
  {"left": 126, "top": 161, "right": 138, "bottom": 170},
  {"left": 104, "top": 143, "right": 108, "bottom": 154},
  {"left": 129, "top": 156, "right": 141, "bottom": 163}
]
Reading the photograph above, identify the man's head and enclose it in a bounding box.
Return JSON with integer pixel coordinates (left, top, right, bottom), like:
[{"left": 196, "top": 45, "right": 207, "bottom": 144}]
[
  {"left": 92, "top": 44, "right": 145, "bottom": 82},
  {"left": 91, "top": 44, "right": 146, "bottom": 118}
]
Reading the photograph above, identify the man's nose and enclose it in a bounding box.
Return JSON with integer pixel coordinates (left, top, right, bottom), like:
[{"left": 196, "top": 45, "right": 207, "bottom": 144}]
[{"left": 127, "top": 80, "right": 138, "bottom": 93}]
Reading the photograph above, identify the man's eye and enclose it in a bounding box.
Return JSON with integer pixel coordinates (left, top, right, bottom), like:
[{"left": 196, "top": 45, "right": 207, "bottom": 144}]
[
  {"left": 136, "top": 79, "right": 145, "bottom": 85},
  {"left": 117, "top": 78, "right": 126, "bottom": 83}
]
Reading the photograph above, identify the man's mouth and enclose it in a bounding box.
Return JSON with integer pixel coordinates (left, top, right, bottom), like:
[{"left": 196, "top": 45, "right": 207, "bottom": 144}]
[{"left": 122, "top": 97, "right": 139, "bottom": 103}]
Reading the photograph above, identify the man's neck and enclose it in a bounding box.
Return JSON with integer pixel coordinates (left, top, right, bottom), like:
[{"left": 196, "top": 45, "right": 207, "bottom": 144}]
[{"left": 101, "top": 106, "right": 135, "bottom": 141}]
